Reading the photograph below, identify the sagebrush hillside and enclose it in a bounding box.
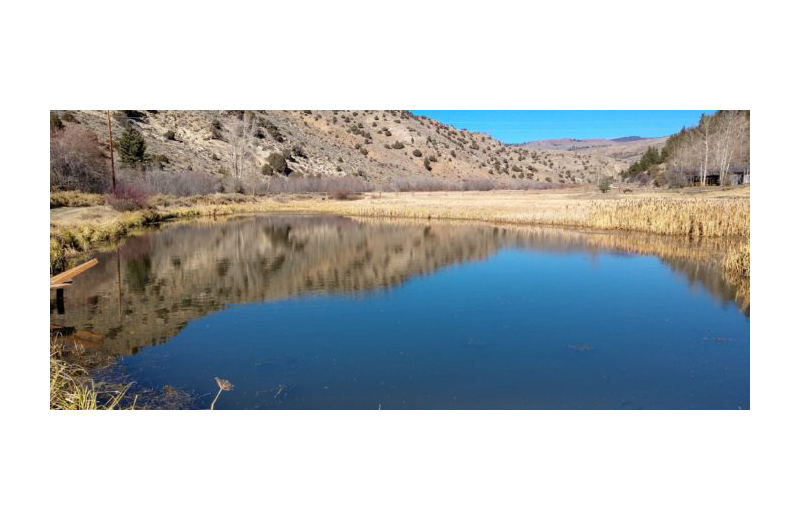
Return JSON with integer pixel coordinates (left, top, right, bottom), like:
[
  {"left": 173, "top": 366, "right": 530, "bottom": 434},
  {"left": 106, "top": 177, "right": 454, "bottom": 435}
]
[
  {"left": 512, "top": 136, "right": 668, "bottom": 162},
  {"left": 60, "top": 110, "right": 629, "bottom": 188}
]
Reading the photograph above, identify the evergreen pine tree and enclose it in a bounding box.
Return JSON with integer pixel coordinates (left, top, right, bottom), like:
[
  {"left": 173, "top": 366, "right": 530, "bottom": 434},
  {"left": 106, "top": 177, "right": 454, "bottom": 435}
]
[{"left": 117, "top": 124, "right": 147, "bottom": 164}]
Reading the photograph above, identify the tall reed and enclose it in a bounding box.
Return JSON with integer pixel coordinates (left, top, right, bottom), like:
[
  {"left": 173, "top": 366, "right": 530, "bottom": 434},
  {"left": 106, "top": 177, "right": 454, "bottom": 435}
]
[{"left": 50, "top": 341, "right": 134, "bottom": 410}]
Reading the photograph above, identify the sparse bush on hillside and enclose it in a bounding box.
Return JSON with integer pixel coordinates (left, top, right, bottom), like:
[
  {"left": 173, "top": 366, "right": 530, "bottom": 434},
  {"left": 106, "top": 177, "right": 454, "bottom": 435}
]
[
  {"left": 291, "top": 143, "right": 306, "bottom": 158},
  {"left": 209, "top": 126, "right": 224, "bottom": 140},
  {"left": 599, "top": 176, "right": 612, "bottom": 193},
  {"left": 117, "top": 124, "right": 147, "bottom": 164},
  {"left": 261, "top": 163, "right": 274, "bottom": 176},
  {"left": 391, "top": 141, "right": 404, "bottom": 149},
  {"left": 50, "top": 125, "right": 109, "bottom": 193},
  {"left": 164, "top": 130, "right": 176, "bottom": 140},
  {"left": 267, "top": 152, "right": 288, "bottom": 174},
  {"left": 262, "top": 119, "right": 285, "bottom": 142},
  {"left": 50, "top": 112, "right": 63, "bottom": 133},
  {"left": 150, "top": 154, "right": 170, "bottom": 170},
  {"left": 412, "top": 149, "right": 422, "bottom": 157},
  {"left": 423, "top": 157, "right": 432, "bottom": 171},
  {"left": 122, "top": 110, "right": 147, "bottom": 121}
]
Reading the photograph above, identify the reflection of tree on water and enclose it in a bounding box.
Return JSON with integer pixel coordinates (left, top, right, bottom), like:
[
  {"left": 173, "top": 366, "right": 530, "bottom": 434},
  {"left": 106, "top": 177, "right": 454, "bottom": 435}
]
[{"left": 50, "top": 215, "right": 748, "bottom": 356}]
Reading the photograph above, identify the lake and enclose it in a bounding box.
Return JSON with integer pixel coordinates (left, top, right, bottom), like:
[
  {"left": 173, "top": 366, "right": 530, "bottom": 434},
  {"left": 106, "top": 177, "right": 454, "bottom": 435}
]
[{"left": 50, "top": 215, "right": 750, "bottom": 409}]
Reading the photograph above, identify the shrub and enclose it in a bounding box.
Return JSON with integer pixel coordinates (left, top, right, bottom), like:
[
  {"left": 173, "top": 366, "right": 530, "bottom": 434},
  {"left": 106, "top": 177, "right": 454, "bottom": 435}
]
[
  {"left": 462, "top": 179, "right": 496, "bottom": 191},
  {"left": 164, "top": 130, "right": 176, "bottom": 140},
  {"left": 50, "top": 125, "right": 109, "bottom": 193},
  {"left": 150, "top": 154, "right": 170, "bottom": 169},
  {"left": 391, "top": 141, "right": 404, "bottom": 149},
  {"left": 209, "top": 126, "right": 224, "bottom": 140},
  {"left": 599, "top": 176, "right": 612, "bottom": 193},
  {"left": 331, "top": 189, "right": 357, "bottom": 200},
  {"left": 291, "top": 143, "right": 307, "bottom": 158},
  {"left": 267, "top": 152, "right": 288, "bottom": 174},
  {"left": 122, "top": 110, "right": 147, "bottom": 121},
  {"left": 263, "top": 120, "right": 284, "bottom": 142},
  {"left": 412, "top": 149, "right": 422, "bottom": 157},
  {"left": 261, "top": 163, "right": 274, "bottom": 176},
  {"left": 117, "top": 124, "right": 147, "bottom": 164},
  {"left": 258, "top": 174, "right": 371, "bottom": 195},
  {"left": 423, "top": 157, "right": 432, "bottom": 171},
  {"left": 124, "top": 170, "right": 220, "bottom": 196},
  {"left": 50, "top": 112, "right": 64, "bottom": 133},
  {"left": 105, "top": 181, "right": 151, "bottom": 211}
]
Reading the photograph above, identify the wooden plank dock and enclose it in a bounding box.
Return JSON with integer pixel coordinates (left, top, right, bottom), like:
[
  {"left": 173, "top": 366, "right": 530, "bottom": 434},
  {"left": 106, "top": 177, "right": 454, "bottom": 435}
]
[{"left": 50, "top": 258, "right": 98, "bottom": 290}]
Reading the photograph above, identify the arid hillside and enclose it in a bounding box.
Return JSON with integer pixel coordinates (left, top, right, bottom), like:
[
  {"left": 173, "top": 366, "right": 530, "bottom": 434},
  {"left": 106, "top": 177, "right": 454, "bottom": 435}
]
[
  {"left": 60, "top": 110, "right": 629, "bottom": 188},
  {"left": 512, "top": 136, "right": 668, "bottom": 162}
]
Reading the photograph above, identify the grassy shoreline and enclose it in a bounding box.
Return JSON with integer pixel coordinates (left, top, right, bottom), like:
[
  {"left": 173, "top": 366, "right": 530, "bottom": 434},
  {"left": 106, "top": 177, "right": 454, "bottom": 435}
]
[
  {"left": 50, "top": 340, "right": 134, "bottom": 410},
  {"left": 51, "top": 187, "right": 750, "bottom": 273}
]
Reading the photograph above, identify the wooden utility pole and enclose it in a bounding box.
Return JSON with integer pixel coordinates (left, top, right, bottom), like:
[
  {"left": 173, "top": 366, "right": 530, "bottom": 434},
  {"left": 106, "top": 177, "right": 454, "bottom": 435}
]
[{"left": 106, "top": 110, "right": 116, "bottom": 190}]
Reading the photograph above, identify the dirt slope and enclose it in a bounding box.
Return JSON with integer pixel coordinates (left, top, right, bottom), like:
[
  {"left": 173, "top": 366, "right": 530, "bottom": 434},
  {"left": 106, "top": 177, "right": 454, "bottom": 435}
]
[{"left": 61, "top": 110, "right": 630, "bottom": 186}]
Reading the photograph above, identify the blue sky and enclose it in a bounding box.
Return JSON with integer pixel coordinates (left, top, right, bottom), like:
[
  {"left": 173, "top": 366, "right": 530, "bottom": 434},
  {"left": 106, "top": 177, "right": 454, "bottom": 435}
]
[{"left": 410, "top": 110, "right": 716, "bottom": 144}]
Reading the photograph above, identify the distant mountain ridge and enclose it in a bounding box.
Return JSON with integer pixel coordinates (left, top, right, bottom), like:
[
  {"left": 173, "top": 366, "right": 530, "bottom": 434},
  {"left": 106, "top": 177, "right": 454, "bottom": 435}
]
[
  {"left": 511, "top": 135, "right": 668, "bottom": 163},
  {"left": 610, "top": 136, "right": 648, "bottom": 143}
]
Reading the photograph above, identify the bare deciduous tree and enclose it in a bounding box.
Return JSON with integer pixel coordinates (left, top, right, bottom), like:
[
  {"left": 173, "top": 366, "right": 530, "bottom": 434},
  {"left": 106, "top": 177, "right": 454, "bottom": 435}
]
[{"left": 227, "top": 111, "right": 258, "bottom": 193}]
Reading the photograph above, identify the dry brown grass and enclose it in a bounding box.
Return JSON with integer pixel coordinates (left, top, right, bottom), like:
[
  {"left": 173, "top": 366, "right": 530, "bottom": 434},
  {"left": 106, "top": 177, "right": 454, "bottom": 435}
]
[
  {"left": 722, "top": 242, "right": 751, "bottom": 313},
  {"left": 723, "top": 241, "right": 750, "bottom": 278},
  {"left": 51, "top": 187, "right": 750, "bottom": 275},
  {"left": 154, "top": 187, "right": 750, "bottom": 238},
  {"left": 50, "top": 210, "right": 169, "bottom": 273},
  {"left": 50, "top": 190, "right": 105, "bottom": 208},
  {"left": 585, "top": 199, "right": 749, "bottom": 237},
  {"left": 50, "top": 340, "right": 134, "bottom": 410}
]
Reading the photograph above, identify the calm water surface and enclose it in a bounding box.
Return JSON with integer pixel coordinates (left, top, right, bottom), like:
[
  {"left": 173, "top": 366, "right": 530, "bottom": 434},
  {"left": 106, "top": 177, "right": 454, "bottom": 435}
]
[{"left": 51, "top": 215, "right": 749, "bottom": 409}]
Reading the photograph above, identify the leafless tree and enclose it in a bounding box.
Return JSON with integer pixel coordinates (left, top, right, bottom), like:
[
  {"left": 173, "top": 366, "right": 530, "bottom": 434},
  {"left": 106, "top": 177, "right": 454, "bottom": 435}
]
[
  {"left": 50, "top": 125, "right": 109, "bottom": 192},
  {"left": 714, "top": 111, "right": 739, "bottom": 185},
  {"left": 227, "top": 111, "right": 258, "bottom": 193},
  {"left": 699, "top": 114, "right": 711, "bottom": 186}
]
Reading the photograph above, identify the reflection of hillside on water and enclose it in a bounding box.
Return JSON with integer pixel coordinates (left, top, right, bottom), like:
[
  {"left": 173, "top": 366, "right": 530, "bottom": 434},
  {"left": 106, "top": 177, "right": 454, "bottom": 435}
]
[{"left": 50, "top": 215, "right": 748, "bottom": 356}]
